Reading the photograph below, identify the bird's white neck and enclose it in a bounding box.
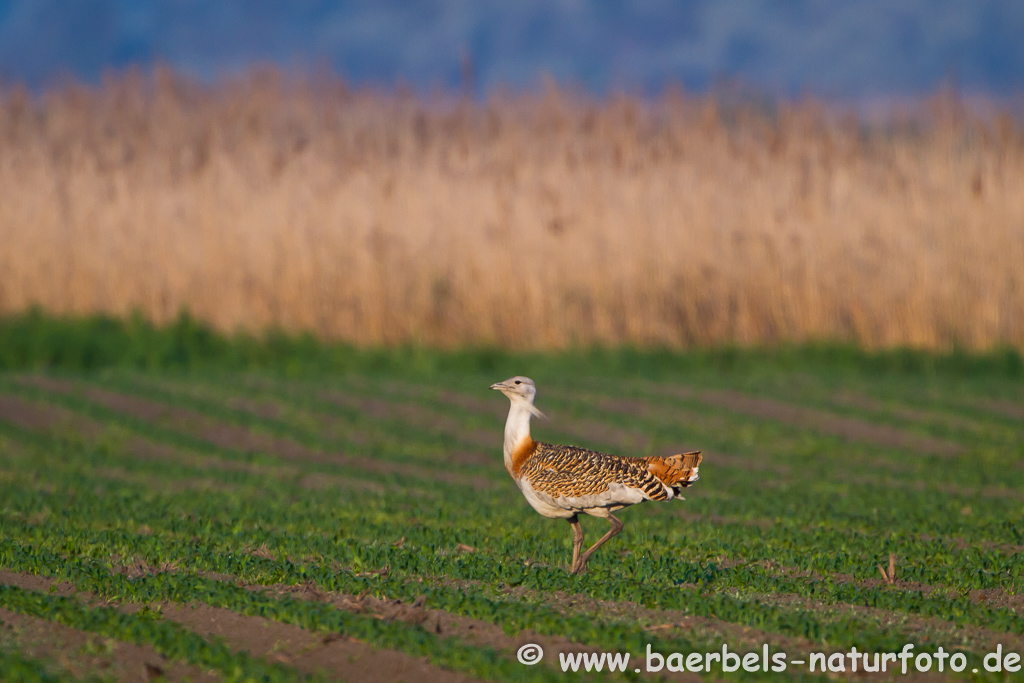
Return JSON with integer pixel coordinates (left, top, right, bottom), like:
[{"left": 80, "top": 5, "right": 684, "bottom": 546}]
[{"left": 503, "top": 400, "right": 534, "bottom": 471}]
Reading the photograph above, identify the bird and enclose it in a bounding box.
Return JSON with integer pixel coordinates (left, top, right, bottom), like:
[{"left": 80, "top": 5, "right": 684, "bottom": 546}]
[{"left": 490, "top": 376, "right": 702, "bottom": 574}]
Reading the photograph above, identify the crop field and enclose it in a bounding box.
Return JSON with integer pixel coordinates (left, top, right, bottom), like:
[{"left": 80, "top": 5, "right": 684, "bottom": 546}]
[{"left": 0, "top": 340, "right": 1022, "bottom": 681}]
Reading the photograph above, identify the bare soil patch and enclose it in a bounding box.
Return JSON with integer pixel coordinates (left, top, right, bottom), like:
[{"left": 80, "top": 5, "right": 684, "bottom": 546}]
[
  {"left": 975, "top": 398, "right": 1024, "bottom": 422},
  {"left": 0, "top": 393, "right": 104, "bottom": 438},
  {"left": 19, "top": 377, "right": 493, "bottom": 490},
  {"left": 117, "top": 562, "right": 660, "bottom": 676},
  {"left": 542, "top": 413, "right": 652, "bottom": 453},
  {"left": 831, "top": 391, "right": 986, "bottom": 434},
  {"left": 285, "top": 556, "right": 936, "bottom": 683},
  {"left": 431, "top": 577, "right": 954, "bottom": 680},
  {"left": 839, "top": 472, "right": 1024, "bottom": 501},
  {"left": 345, "top": 380, "right": 506, "bottom": 422},
  {"left": 749, "top": 587, "right": 1024, "bottom": 657},
  {"left": 501, "top": 560, "right": 1008, "bottom": 682},
  {"left": 256, "top": 583, "right": 637, "bottom": 680},
  {"left": 320, "top": 390, "right": 496, "bottom": 450},
  {"left": 702, "top": 389, "right": 965, "bottom": 456},
  {"left": 1, "top": 568, "right": 486, "bottom": 683},
  {"left": 0, "top": 607, "right": 215, "bottom": 683},
  {"left": 0, "top": 391, "right": 388, "bottom": 495},
  {"left": 224, "top": 396, "right": 284, "bottom": 420},
  {"left": 227, "top": 375, "right": 499, "bottom": 459},
  {"left": 0, "top": 569, "right": 76, "bottom": 596},
  {"left": 230, "top": 381, "right": 497, "bottom": 467},
  {"left": 0, "top": 570, "right": 213, "bottom": 682},
  {"left": 946, "top": 537, "right": 1024, "bottom": 557},
  {"left": 128, "top": 376, "right": 383, "bottom": 449},
  {"left": 507, "top": 585, "right": 816, "bottom": 655},
  {"left": 438, "top": 390, "right": 509, "bottom": 421},
  {"left": 161, "top": 602, "right": 486, "bottom": 683},
  {"left": 647, "top": 386, "right": 966, "bottom": 457}
]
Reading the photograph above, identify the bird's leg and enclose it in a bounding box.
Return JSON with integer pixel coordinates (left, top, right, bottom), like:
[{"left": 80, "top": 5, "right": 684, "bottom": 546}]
[
  {"left": 575, "top": 515, "right": 624, "bottom": 574},
  {"left": 568, "top": 515, "right": 585, "bottom": 574}
]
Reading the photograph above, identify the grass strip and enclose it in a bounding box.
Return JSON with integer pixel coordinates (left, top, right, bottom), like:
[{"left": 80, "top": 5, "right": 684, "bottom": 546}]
[
  {"left": 0, "top": 648, "right": 104, "bottom": 683},
  {"left": 0, "top": 543, "right": 622, "bottom": 683},
  {"left": 0, "top": 533, "right": 997, "bottom": 664},
  {"left": 0, "top": 541, "right": 859, "bottom": 682},
  {"left": 2, "top": 309, "right": 1022, "bottom": 379},
  {"left": 0, "top": 378, "right": 475, "bottom": 495},
  {"left": 0, "top": 585, "right": 310, "bottom": 683},
  {"left": 1, "top": 429, "right": 1018, "bottom": 598}
]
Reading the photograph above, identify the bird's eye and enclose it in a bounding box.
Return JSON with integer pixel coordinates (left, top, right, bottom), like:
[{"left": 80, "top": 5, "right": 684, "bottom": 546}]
[{"left": 514, "top": 380, "right": 521, "bottom": 385}]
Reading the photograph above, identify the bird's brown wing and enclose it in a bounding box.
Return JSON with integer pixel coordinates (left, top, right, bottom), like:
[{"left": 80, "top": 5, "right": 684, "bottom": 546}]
[{"left": 520, "top": 443, "right": 675, "bottom": 501}]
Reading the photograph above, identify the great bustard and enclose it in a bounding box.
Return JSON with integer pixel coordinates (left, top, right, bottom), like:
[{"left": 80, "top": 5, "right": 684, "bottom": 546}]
[{"left": 490, "top": 376, "right": 702, "bottom": 574}]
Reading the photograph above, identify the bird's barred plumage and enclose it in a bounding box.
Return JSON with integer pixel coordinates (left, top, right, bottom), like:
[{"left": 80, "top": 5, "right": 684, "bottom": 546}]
[{"left": 514, "top": 440, "right": 701, "bottom": 502}]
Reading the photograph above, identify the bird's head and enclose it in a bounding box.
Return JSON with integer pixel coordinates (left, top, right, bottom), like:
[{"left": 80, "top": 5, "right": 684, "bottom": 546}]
[{"left": 490, "top": 376, "right": 545, "bottom": 417}]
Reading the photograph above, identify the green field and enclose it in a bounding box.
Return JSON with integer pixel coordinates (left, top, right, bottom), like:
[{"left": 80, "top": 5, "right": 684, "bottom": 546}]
[{"left": 1, "top": 319, "right": 1023, "bottom": 682}]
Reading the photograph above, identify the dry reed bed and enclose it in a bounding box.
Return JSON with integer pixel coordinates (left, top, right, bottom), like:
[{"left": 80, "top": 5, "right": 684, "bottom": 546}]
[{"left": 1, "top": 69, "right": 1022, "bottom": 349}]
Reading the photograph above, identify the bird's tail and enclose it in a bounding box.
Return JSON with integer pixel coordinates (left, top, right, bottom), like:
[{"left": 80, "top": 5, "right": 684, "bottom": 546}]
[{"left": 645, "top": 451, "right": 702, "bottom": 496}]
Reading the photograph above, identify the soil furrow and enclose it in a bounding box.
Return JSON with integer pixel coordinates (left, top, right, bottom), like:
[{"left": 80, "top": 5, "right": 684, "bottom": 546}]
[
  {"left": 0, "top": 606, "right": 215, "bottom": 683},
  {"left": 12, "top": 378, "right": 493, "bottom": 490},
  {"left": 626, "top": 387, "right": 966, "bottom": 457},
  {"left": 0, "top": 568, "right": 489, "bottom": 683},
  {"left": 0, "top": 391, "right": 388, "bottom": 495}
]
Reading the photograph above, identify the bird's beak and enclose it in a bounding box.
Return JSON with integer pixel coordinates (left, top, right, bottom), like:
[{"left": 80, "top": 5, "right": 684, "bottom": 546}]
[{"left": 489, "top": 382, "right": 507, "bottom": 391}]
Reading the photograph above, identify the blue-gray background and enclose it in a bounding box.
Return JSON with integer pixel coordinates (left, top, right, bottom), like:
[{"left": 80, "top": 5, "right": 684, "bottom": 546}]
[{"left": 1, "top": 0, "right": 1023, "bottom": 97}]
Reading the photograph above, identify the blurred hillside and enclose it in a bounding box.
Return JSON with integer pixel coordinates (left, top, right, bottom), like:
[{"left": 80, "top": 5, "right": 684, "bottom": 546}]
[{"left": 1, "top": 1, "right": 1023, "bottom": 97}]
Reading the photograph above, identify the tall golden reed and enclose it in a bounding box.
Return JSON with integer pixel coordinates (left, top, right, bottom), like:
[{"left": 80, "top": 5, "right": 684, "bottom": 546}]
[{"left": 1, "top": 68, "right": 1022, "bottom": 350}]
